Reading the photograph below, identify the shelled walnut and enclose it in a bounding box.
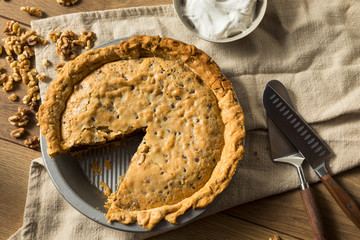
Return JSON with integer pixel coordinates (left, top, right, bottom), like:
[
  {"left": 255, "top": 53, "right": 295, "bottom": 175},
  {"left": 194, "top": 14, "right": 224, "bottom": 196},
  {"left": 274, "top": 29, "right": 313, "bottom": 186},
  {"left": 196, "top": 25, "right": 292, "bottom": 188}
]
[
  {"left": 8, "top": 107, "right": 31, "bottom": 127},
  {"left": 57, "top": 0, "right": 78, "bottom": 6},
  {"left": 78, "top": 31, "right": 96, "bottom": 50},
  {"left": 42, "top": 58, "right": 49, "bottom": 66},
  {"left": 22, "top": 46, "right": 35, "bottom": 58},
  {"left": 56, "top": 30, "right": 77, "bottom": 59},
  {"left": 269, "top": 235, "right": 281, "bottom": 240},
  {"left": 1, "top": 21, "right": 48, "bottom": 108},
  {"left": 48, "top": 30, "right": 62, "bottom": 42},
  {"left": 29, "top": 101, "right": 38, "bottom": 111},
  {"left": 55, "top": 62, "right": 65, "bottom": 72},
  {"left": 8, "top": 93, "right": 18, "bottom": 101},
  {"left": 12, "top": 72, "right": 21, "bottom": 82},
  {"left": 22, "top": 69, "right": 41, "bottom": 105},
  {"left": 50, "top": 29, "right": 96, "bottom": 59},
  {"left": 20, "top": 30, "right": 48, "bottom": 46},
  {"left": 20, "top": 6, "right": 43, "bottom": 17},
  {"left": 3, "top": 35, "right": 23, "bottom": 55},
  {"left": 5, "top": 56, "right": 14, "bottom": 63},
  {"left": 24, "top": 136, "right": 40, "bottom": 149},
  {"left": 36, "top": 73, "right": 46, "bottom": 82},
  {"left": 10, "top": 128, "right": 25, "bottom": 138},
  {"left": 0, "top": 74, "right": 14, "bottom": 91},
  {"left": 3, "top": 21, "right": 22, "bottom": 36}
]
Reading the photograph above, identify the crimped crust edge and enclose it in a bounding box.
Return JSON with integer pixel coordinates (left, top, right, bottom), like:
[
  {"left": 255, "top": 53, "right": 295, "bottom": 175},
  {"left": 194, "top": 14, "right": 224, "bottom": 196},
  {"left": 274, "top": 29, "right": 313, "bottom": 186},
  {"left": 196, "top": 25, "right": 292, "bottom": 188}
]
[{"left": 38, "top": 35, "right": 245, "bottom": 230}]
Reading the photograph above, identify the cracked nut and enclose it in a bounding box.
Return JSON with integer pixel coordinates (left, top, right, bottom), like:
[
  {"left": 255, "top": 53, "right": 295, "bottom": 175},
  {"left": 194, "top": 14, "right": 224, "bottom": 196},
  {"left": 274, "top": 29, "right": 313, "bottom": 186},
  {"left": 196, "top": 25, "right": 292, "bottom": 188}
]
[
  {"left": 20, "top": 30, "right": 48, "bottom": 46},
  {"left": 8, "top": 107, "right": 31, "bottom": 127},
  {"left": 50, "top": 29, "right": 96, "bottom": 59},
  {"left": 20, "top": 68, "right": 29, "bottom": 84},
  {"left": 55, "top": 62, "right": 65, "bottom": 73},
  {"left": 29, "top": 101, "right": 38, "bottom": 111},
  {"left": 48, "top": 30, "right": 62, "bottom": 42},
  {"left": 6, "top": 56, "right": 14, "bottom": 63},
  {"left": 3, "top": 35, "right": 23, "bottom": 55},
  {"left": 1, "top": 74, "right": 14, "bottom": 91},
  {"left": 0, "top": 73, "right": 6, "bottom": 84},
  {"left": 78, "top": 31, "right": 96, "bottom": 50},
  {"left": 57, "top": 0, "right": 78, "bottom": 6},
  {"left": 3, "top": 21, "right": 22, "bottom": 35},
  {"left": 12, "top": 72, "right": 22, "bottom": 82},
  {"left": 8, "top": 93, "right": 18, "bottom": 101},
  {"left": 10, "top": 128, "right": 25, "bottom": 138},
  {"left": 20, "top": 6, "right": 43, "bottom": 17},
  {"left": 56, "top": 30, "right": 77, "bottom": 59},
  {"left": 36, "top": 73, "right": 46, "bottom": 82},
  {"left": 24, "top": 136, "right": 40, "bottom": 149},
  {"left": 22, "top": 46, "right": 35, "bottom": 58},
  {"left": 42, "top": 58, "right": 50, "bottom": 66}
]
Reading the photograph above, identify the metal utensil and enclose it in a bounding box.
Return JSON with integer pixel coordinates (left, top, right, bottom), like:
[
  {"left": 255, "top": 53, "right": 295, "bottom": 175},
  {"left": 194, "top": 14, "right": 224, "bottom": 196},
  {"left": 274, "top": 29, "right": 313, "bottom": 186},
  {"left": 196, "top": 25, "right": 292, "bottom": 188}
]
[
  {"left": 265, "top": 80, "right": 325, "bottom": 240},
  {"left": 263, "top": 79, "right": 360, "bottom": 230}
]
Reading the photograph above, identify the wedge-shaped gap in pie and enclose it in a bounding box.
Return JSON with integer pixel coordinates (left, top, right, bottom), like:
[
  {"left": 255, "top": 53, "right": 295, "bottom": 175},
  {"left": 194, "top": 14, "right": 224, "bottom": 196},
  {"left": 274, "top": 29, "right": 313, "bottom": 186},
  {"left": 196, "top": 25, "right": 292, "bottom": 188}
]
[
  {"left": 78, "top": 132, "right": 146, "bottom": 193},
  {"left": 62, "top": 57, "right": 224, "bottom": 211},
  {"left": 39, "top": 36, "right": 245, "bottom": 230}
]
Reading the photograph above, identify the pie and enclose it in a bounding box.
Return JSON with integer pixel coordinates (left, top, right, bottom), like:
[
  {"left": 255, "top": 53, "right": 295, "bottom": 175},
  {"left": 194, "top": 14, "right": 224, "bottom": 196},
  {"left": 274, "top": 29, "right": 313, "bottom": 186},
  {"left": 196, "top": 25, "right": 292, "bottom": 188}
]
[{"left": 38, "top": 35, "right": 245, "bottom": 230}]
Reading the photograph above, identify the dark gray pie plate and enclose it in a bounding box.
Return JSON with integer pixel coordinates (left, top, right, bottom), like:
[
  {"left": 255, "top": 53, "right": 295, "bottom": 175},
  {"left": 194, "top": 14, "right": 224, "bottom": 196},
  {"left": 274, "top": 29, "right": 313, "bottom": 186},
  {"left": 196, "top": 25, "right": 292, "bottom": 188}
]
[{"left": 40, "top": 38, "right": 208, "bottom": 233}]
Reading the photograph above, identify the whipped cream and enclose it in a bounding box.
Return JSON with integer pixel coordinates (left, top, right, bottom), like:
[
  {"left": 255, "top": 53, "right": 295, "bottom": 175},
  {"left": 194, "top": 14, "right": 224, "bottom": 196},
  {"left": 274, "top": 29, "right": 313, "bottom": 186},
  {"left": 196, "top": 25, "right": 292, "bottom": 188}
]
[{"left": 182, "top": 0, "right": 257, "bottom": 40}]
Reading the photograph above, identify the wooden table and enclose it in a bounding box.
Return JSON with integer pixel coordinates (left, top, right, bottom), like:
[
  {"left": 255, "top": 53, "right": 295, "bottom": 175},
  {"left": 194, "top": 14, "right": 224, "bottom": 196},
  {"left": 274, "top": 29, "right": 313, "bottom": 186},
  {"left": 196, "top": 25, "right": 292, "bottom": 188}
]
[{"left": 0, "top": 1, "right": 359, "bottom": 239}]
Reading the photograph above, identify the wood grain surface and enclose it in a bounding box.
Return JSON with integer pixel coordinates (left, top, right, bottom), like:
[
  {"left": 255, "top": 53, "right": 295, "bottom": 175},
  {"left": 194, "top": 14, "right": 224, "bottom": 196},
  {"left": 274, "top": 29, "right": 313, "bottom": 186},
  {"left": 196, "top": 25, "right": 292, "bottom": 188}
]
[{"left": 0, "top": 1, "right": 359, "bottom": 240}]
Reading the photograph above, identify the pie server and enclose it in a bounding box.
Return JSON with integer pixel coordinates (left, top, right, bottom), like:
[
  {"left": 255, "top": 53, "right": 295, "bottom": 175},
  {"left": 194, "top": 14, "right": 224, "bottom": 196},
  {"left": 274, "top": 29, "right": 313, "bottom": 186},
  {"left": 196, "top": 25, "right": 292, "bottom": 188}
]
[
  {"left": 263, "top": 79, "right": 360, "bottom": 230},
  {"left": 264, "top": 80, "right": 325, "bottom": 240}
]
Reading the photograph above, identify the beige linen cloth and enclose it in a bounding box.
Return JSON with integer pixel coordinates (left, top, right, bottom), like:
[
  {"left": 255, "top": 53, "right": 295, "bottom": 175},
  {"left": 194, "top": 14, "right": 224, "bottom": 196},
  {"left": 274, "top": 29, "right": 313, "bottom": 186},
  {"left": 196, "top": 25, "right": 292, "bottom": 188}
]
[{"left": 10, "top": 1, "right": 360, "bottom": 239}]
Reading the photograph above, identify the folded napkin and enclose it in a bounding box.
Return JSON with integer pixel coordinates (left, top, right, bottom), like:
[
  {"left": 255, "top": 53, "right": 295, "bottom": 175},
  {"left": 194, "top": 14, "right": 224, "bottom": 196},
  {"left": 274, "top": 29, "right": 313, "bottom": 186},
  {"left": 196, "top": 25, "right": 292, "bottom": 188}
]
[{"left": 10, "top": 1, "right": 360, "bottom": 239}]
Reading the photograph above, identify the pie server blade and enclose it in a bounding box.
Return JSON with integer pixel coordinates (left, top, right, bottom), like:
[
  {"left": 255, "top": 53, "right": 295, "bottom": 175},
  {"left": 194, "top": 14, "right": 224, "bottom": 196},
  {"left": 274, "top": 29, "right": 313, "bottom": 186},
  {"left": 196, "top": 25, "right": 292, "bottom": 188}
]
[
  {"left": 263, "top": 79, "right": 360, "bottom": 230},
  {"left": 265, "top": 80, "right": 325, "bottom": 239}
]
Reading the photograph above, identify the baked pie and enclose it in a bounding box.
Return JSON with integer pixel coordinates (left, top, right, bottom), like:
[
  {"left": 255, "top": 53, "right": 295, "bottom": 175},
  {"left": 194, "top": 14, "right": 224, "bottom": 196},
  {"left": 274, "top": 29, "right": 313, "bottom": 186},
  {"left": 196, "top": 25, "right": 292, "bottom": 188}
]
[{"left": 38, "top": 35, "right": 245, "bottom": 230}]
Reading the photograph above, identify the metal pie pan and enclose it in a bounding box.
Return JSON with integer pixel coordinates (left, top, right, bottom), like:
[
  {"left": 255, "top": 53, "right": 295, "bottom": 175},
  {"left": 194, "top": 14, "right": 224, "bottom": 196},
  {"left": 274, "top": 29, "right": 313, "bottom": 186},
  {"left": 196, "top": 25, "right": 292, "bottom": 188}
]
[{"left": 41, "top": 38, "right": 208, "bottom": 233}]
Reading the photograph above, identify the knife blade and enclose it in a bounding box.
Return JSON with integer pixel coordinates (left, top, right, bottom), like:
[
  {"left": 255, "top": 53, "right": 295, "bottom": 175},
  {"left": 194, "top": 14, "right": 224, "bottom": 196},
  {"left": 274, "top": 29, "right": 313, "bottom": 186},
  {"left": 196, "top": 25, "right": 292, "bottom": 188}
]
[
  {"left": 267, "top": 80, "right": 298, "bottom": 160},
  {"left": 265, "top": 80, "right": 325, "bottom": 239},
  {"left": 263, "top": 79, "right": 360, "bottom": 229}
]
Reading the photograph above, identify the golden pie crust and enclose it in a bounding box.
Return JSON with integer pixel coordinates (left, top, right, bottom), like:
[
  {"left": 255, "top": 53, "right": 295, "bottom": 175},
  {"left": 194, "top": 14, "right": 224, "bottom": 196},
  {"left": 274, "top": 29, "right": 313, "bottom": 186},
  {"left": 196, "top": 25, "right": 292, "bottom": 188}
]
[{"left": 38, "top": 35, "right": 245, "bottom": 230}]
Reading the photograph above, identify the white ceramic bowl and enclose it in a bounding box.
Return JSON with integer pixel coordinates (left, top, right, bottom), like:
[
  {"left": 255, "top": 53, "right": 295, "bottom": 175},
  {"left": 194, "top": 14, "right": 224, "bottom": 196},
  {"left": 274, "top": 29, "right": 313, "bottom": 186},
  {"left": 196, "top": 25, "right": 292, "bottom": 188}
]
[{"left": 173, "top": 0, "right": 267, "bottom": 43}]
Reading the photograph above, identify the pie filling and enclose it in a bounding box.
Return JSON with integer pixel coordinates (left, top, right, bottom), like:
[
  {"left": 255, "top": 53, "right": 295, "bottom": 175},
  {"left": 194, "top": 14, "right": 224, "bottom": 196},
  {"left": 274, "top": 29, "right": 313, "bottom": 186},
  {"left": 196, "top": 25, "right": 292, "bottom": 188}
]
[
  {"left": 61, "top": 57, "right": 224, "bottom": 210},
  {"left": 39, "top": 35, "right": 245, "bottom": 230}
]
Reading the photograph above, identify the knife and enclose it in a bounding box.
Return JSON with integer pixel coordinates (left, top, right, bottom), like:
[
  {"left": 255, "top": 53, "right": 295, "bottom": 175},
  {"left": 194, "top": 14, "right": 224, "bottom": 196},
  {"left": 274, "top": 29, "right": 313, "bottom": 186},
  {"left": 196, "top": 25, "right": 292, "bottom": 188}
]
[
  {"left": 265, "top": 80, "right": 325, "bottom": 240},
  {"left": 263, "top": 79, "right": 360, "bottom": 230}
]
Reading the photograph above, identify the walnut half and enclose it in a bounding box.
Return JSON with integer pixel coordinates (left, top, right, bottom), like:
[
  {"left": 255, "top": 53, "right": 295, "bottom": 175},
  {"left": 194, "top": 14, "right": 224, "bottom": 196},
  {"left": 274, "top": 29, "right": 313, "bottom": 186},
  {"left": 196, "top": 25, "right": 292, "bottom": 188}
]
[
  {"left": 20, "top": 6, "right": 43, "bottom": 17},
  {"left": 56, "top": 30, "right": 77, "bottom": 59},
  {"left": 78, "top": 30, "right": 96, "bottom": 50},
  {"left": 8, "top": 93, "right": 18, "bottom": 101},
  {"left": 3, "top": 20, "right": 22, "bottom": 35},
  {"left": 24, "top": 136, "right": 40, "bottom": 149},
  {"left": 57, "top": 0, "right": 78, "bottom": 6},
  {"left": 10, "top": 128, "right": 25, "bottom": 138},
  {"left": 8, "top": 107, "right": 31, "bottom": 127},
  {"left": 55, "top": 62, "right": 65, "bottom": 73}
]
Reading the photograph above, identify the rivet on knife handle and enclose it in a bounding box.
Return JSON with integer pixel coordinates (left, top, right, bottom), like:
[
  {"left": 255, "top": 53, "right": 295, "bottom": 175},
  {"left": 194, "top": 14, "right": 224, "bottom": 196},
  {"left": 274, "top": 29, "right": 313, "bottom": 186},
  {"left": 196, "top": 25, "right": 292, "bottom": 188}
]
[
  {"left": 263, "top": 80, "right": 360, "bottom": 230},
  {"left": 321, "top": 173, "right": 360, "bottom": 229}
]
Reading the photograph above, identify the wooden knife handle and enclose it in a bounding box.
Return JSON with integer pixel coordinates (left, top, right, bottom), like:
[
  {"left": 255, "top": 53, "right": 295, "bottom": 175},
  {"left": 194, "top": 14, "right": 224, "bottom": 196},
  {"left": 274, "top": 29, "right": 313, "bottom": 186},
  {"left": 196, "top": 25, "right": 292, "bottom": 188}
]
[
  {"left": 321, "top": 173, "right": 360, "bottom": 229},
  {"left": 300, "top": 188, "right": 326, "bottom": 240}
]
